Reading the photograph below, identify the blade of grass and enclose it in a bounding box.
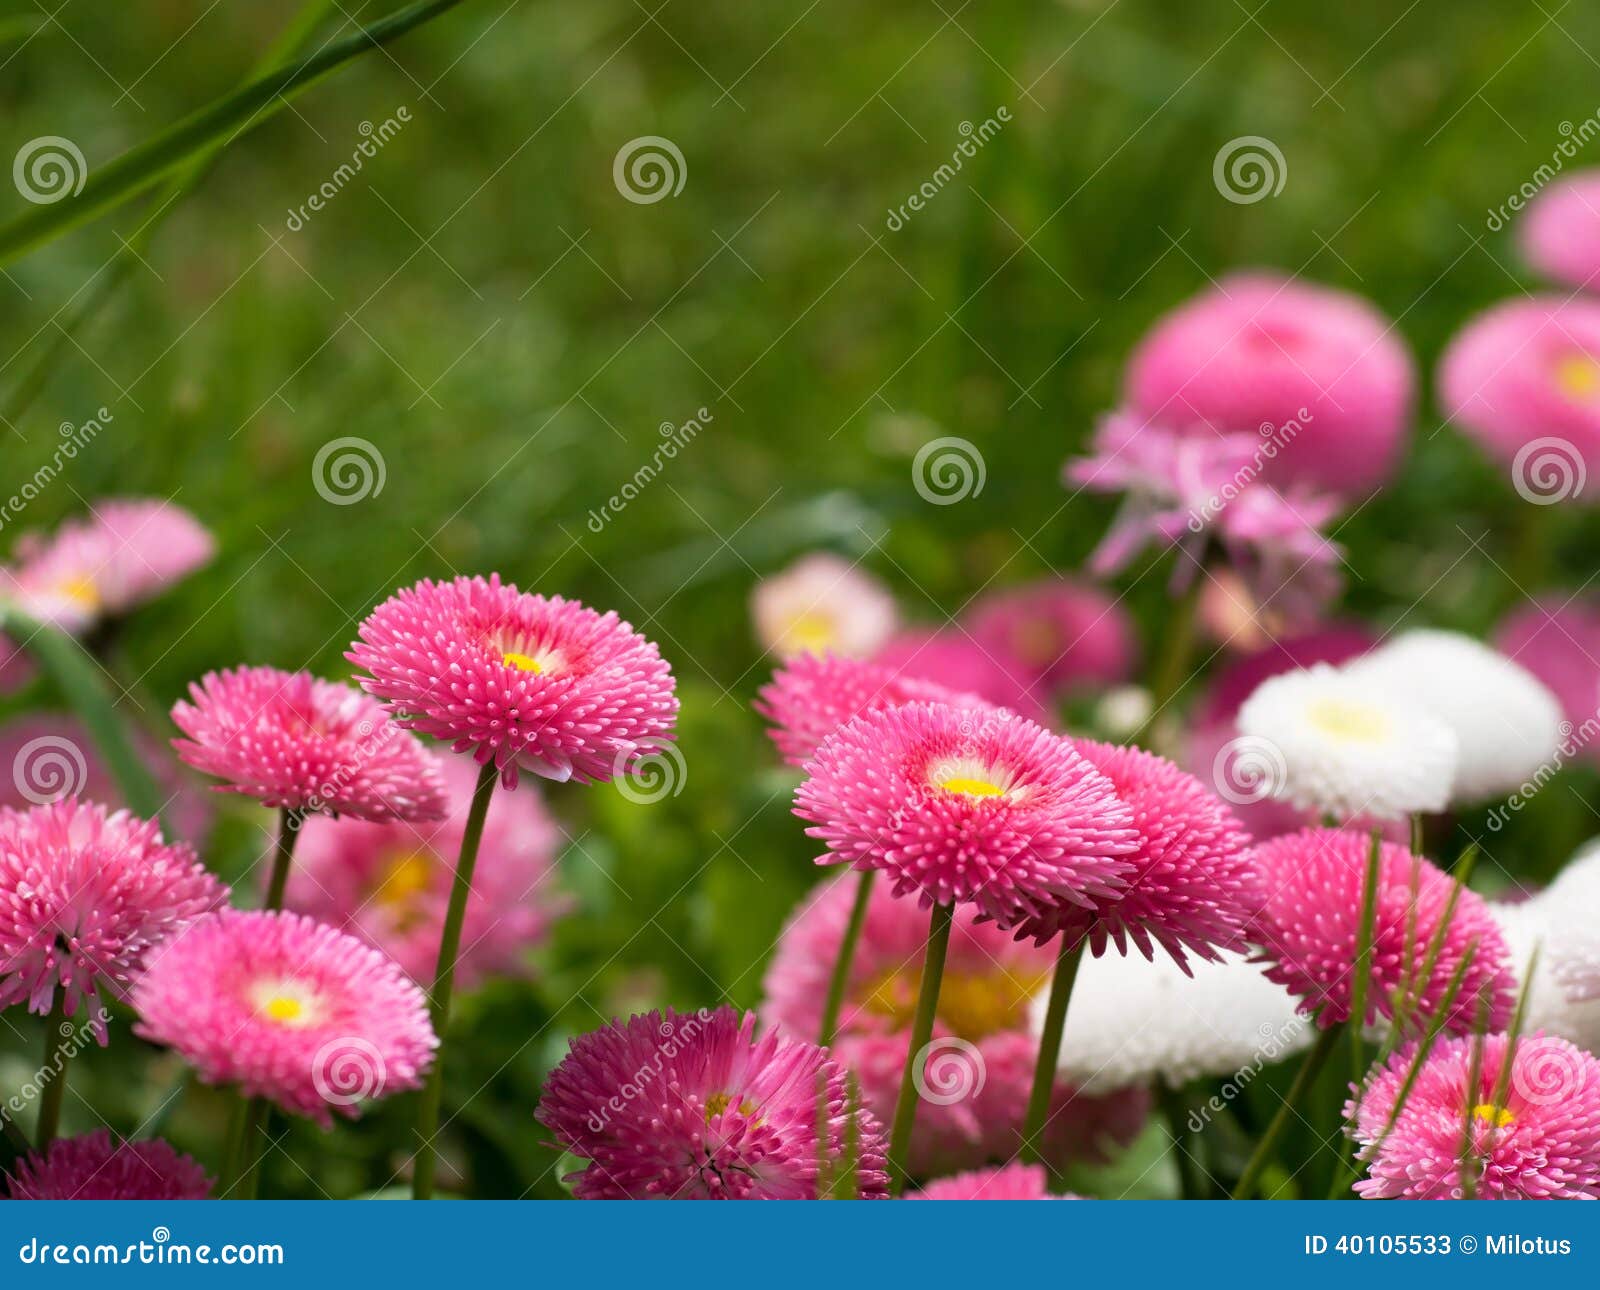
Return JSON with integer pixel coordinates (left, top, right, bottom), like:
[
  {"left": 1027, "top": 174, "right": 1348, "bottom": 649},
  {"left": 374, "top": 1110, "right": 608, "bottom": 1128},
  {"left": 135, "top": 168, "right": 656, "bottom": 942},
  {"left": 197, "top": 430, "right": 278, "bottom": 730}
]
[
  {"left": 0, "top": 0, "right": 471, "bottom": 268},
  {"left": 2, "top": 0, "right": 342, "bottom": 424},
  {"left": 1346, "top": 831, "right": 1383, "bottom": 1089},
  {"left": 1, "top": 610, "right": 164, "bottom": 825},
  {"left": 1378, "top": 844, "right": 1478, "bottom": 1063}
]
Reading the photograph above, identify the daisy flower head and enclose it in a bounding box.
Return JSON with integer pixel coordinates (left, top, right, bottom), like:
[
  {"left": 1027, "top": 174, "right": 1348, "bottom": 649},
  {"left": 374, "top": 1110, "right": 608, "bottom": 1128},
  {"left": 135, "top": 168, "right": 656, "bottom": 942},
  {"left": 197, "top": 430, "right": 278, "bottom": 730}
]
[
  {"left": 1048, "top": 947, "right": 1311, "bottom": 1093},
  {"left": 1495, "top": 596, "right": 1600, "bottom": 763},
  {"left": 911, "top": 1163, "right": 1073, "bottom": 1200},
  {"left": 1235, "top": 662, "right": 1458, "bottom": 820},
  {"left": 347, "top": 575, "right": 678, "bottom": 788},
  {"left": 0, "top": 799, "right": 225, "bottom": 1034},
  {"left": 1349, "top": 1031, "right": 1600, "bottom": 1199},
  {"left": 0, "top": 498, "right": 213, "bottom": 634},
  {"left": 1013, "top": 739, "right": 1255, "bottom": 966},
  {"left": 754, "top": 651, "right": 994, "bottom": 767},
  {"left": 1344, "top": 630, "right": 1564, "bottom": 803},
  {"left": 287, "top": 757, "right": 567, "bottom": 990},
  {"left": 750, "top": 552, "right": 897, "bottom": 660},
  {"left": 1438, "top": 296, "right": 1600, "bottom": 498},
  {"left": 1249, "top": 828, "right": 1515, "bottom": 1034},
  {"left": 172, "top": 666, "right": 449, "bottom": 823},
  {"left": 4, "top": 1130, "right": 212, "bottom": 1200},
  {"left": 1121, "top": 272, "right": 1415, "bottom": 495},
  {"left": 793, "top": 701, "right": 1138, "bottom": 927},
  {"left": 131, "top": 910, "right": 437, "bottom": 1125},
  {"left": 1520, "top": 170, "right": 1600, "bottom": 290},
  {"left": 536, "top": 1006, "right": 889, "bottom": 1199},
  {"left": 963, "top": 577, "right": 1137, "bottom": 695},
  {"left": 1492, "top": 895, "right": 1600, "bottom": 1054},
  {"left": 762, "top": 875, "right": 1148, "bottom": 1175}
]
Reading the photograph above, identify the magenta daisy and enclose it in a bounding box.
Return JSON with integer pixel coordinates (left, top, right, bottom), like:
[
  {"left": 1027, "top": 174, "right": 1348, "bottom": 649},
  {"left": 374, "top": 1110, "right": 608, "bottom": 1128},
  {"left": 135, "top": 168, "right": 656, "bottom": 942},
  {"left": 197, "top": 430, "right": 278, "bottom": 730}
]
[
  {"left": 1249, "top": 828, "right": 1515, "bottom": 1034},
  {"left": 963, "top": 577, "right": 1137, "bottom": 696},
  {"left": 287, "top": 758, "right": 567, "bottom": 990},
  {"left": 131, "top": 909, "right": 437, "bottom": 1125},
  {"left": 347, "top": 575, "right": 677, "bottom": 788},
  {"left": 1348, "top": 1032, "right": 1600, "bottom": 1199},
  {"left": 4, "top": 1130, "right": 212, "bottom": 1200},
  {"left": 1013, "top": 739, "right": 1256, "bottom": 968},
  {"left": 536, "top": 1006, "right": 890, "bottom": 1199},
  {"left": 172, "top": 666, "right": 448, "bottom": 823},
  {"left": 794, "top": 702, "right": 1137, "bottom": 928},
  {"left": 911, "top": 1163, "right": 1073, "bottom": 1199},
  {"left": 762, "top": 875, "right": 1147, "bottom": 1176},
  {"left": 0, "top": 498, "right": 213, "bottom": 634},
  {"left": 754, "top": 651, "right": 994, "bottom": 767},
  {"left": 0, "top": 799, "right": 225, "bottom": 1033},
  {"left": 1520, "top": 170, "right": 1600, "bottom": 291},
  {"left": 874, "top": 630, "right": 1050, "bottom": 723}
]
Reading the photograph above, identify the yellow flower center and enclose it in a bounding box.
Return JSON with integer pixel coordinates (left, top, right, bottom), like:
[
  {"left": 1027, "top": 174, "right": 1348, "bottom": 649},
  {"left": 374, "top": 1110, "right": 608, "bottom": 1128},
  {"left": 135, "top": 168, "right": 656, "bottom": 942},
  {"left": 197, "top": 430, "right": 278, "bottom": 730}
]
[
  {"left": 940, "top": 775, "right": 1008, "bottom": 797},
  {"left": 781, "top": 612, "right": 837, "bottom": 655},
  {"left": 1554, "top": 352, "right": 1600, "bottom": 402},
  {"left": 374, "top": 850, "right": 434, "bottom": 912},
  {"left": 861, "top": 967, "right": 1043, "bottom": 1040},
  {"left": 53, "top": 575, "right": 100, "bottom": 611},
  {"left": 264, "top": 996, "right": 303, "bottom": 1022},
  {"left": 1012, "top": 619, "right": 1062, "bottom": 669},
  {"left": 1306, "top": 697, "right": 1389, "bottom": 743},
  {"left": 249, "top": 980, "right": 320, "bottom": 1027},
  {"left": 502, "top": 651, "right": 544, "bottom": 673},
  {"left": 1473, "top": 1102, "right": 1515, "bottom": 1129},
  {"left": 704, "top": 1091, "right": 759, "bottom": 1122}
]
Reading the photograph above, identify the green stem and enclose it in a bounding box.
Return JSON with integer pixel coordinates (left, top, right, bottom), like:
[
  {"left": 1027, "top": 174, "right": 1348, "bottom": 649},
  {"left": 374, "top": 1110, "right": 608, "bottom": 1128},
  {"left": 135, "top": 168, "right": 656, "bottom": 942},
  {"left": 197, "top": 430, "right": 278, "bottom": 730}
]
[
  {"left": 818, "top": 871, "right": 874, "bottom": 1048},
  {"left": 886, "top": 900, "right": 954, "bottom": 1197},
  {"left": 412, "top": 760, "right": 497, "bottom": 1200},
  {"left": 262, "top": 808, "right": 303, "bottom": 910},
  {"left": 34, "top": 996, "right": 70, "bottom": 1148},
  {"left": 1137, "top": 572, "right": 1203, "bottom": 747},
  {"left": 0, "top": 0, "right": 472, "bottom": 268},
  {"left": 1158, "top": 1082, "right": 1207, "bottom": 1199},
  {"left": 1020, "top": 935, "right": 1085, "bottom": 1164},
  {"left": 1231, "top": 1023, "right": 1342, "bottom": 1199}
]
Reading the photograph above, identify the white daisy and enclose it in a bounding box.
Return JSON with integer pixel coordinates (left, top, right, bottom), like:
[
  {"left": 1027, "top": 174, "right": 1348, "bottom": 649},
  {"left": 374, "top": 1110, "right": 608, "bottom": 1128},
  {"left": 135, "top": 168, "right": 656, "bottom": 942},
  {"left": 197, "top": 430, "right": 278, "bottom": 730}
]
[
  {"left": 1236, "top": 662, "right": 1458, "bottom": 821},
  {"left": 1039, "top": 948, "right": 1311, "bottom": 1093},
  {"left": 1489, "top": 842, "right": 1600, "bottom": 1053},
  {"left": 749, "top": 552, "right": 897, "bottom": 659},
  {"left": 1345, "top": 629, "right": 1563, "bottom": 803}
]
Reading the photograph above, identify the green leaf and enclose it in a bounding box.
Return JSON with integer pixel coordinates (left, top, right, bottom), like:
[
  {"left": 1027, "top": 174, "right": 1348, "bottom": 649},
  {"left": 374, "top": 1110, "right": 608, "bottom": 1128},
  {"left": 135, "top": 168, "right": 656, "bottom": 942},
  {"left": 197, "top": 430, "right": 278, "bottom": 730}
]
[{"left": 0, "top": 0, "right": 470, "bottom": 268}]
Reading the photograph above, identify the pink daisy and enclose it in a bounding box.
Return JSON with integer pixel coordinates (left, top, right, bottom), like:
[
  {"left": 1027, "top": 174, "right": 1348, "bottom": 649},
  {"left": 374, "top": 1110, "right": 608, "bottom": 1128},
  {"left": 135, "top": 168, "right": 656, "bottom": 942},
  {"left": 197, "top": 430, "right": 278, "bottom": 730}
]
[
  {"left": 911, "top": 1163, "right": 1073, "bottom": 1199},
  {"left": 874, "top": 631, "right": 1051, "bottom": 725},
  {"left": 1122, "top": 272, "right": 1415, "bottom": 494},
  {"left": 1249, "top": 828, "right": 1515, "bottom": 1035},
  {"left": 347, "top": 575, "right": 677, "bottom": 788},
  {"left": 963, "top": 577, "right": 1137, "bottom": 695},
  {"left": 750, "top": 553, "right": 897, "bottom": 659},
  {"left": 754, "top": 651, "right": 994, "bottom": 767},
  {"left": 1012, "top": 739, "right": 1256, "bottom": 969},
  {"left": 1439, "top": 296, "right": 1600, "bottom": 491},
  {"left": 0, "top": 498, "right": 213, "bottom": 634},
  {"left": 1349, "top": 1031, "right": 1600, "bottom": 1199},
  {"left": 763, "top": 875, "right": 1148, "bottom": 1176},
  {"left": 536, "top": 1006, "right": 890, "bottom": 1199},
  {"left": 794, "top": 702, "right": 1137, "bottom": 928},
  {"left": 0, "top": 799, "right": 225, "bottom": 1034},
  {"left": 4, "top": 1130, "right": 212, "bottom": 1200},
  {"left": 1520, "top": 171, "right": 1600, "bottom": 290},
  {"left": 286, "top": 757, "right": 567, "bottom": 990},
  {"left": 1495, "top": 597, "right": 1600, "bottom": 762},
  {"left": 172, "top": 666, "right": 448, "bottom": 822},
  {"left": 131, "top": 909, "right": 437, "bottom": 1125}
]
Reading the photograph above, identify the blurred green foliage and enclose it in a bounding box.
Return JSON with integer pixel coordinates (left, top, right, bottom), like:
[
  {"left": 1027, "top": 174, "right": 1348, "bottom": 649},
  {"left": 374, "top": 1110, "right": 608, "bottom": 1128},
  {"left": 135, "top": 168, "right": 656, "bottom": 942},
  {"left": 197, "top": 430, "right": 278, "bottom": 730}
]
[{"left": 2, "top": 0, "right": 1599, "bottom": 1197}]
